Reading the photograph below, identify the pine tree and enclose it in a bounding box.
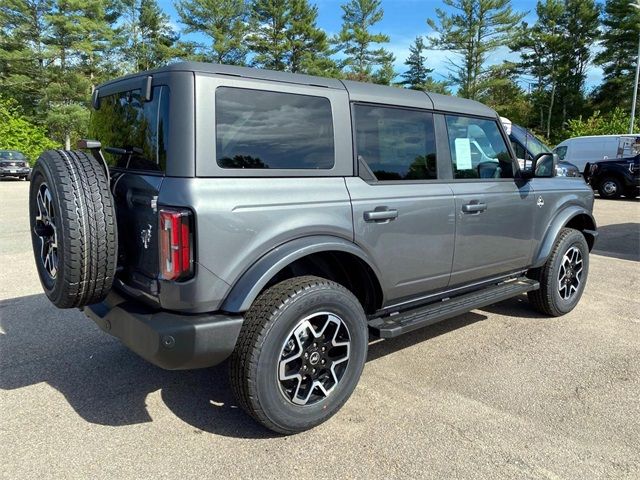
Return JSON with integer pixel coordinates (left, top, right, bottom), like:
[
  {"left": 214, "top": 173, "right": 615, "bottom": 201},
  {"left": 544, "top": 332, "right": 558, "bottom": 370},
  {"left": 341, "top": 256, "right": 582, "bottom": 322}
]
[
  {"left": 44, "top": 0, "right": 115, "bottom": 149},
  {"left": 248, "top": 0, "right": 289, "bottom": 70},
  {"left": 401, "top": 36, "right": 432, "bottom": 89},
  {"left": 427, "top": 0, "right": 525, "bottom": 100},
  {"left": 511, "top": 0, "right": 599, "bottom": 139},
  {"left": 287, "top": 0, "right": 337, "bottom": 75},
  {"left": 594, "top": 0, "right": 640, "bottom": 112},
  {"left": 333, "top": 0, "right": 395, "bottom": 84},
  {"left": 176, "top": 0, "right": 249, "bottom": 65},
  {"left": 137, "top": 0, "right": 180, "bottom": 71},
  {"left": 0, "top": 0, "right": 54, "bottom": 117}
]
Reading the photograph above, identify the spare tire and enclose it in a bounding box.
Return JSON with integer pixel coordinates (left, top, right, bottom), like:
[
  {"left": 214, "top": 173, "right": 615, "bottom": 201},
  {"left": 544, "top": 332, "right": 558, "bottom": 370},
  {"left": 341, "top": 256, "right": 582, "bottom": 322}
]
[{"left": 29, "top": 150, "right": 117, "bottom": 308}]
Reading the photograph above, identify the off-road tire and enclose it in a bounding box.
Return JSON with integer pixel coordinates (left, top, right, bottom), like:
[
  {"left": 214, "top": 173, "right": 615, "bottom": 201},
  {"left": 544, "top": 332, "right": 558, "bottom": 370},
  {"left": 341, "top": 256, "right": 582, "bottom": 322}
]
[
  {"left": 597, "top": 176, "right": 622, "bottom": 199},
  {"left": 527, "top": 228, "right": 589, "bottom": 316},
  {"left": 229, "top": 276, "right": 368, "bottom": 435},
  {"left": 29, "top": 149, "right": 117, "bottom": 308}
]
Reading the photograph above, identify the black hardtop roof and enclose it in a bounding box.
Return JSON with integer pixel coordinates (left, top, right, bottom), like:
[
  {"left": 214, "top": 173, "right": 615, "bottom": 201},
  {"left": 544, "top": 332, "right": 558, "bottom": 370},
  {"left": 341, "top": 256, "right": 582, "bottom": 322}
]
[{"left": 98, "top": 61, "right": 497, "bottom": 118}]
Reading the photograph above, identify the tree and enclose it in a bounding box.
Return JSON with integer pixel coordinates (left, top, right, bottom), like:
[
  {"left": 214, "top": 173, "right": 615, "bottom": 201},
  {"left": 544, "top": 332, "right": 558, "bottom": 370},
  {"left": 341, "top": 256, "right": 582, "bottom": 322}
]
[
  {"left": 333, "top": 0, "right": 395, "bottom": 83},
  {"left": 248, "top": 0, "right": 289, "bottom": 70},
  {"left": 176, "top": 0, "right": 249, "bottom": 65},
  {"left": 287, "top": 0, "right": 337, "bottom": 75},
  {"left": 593, "top": 0, "right": 640, "bottom": 112},
  {"left": 0, "top": 96, "right": 58, "bottom": 162},
  {"left": 400, "top": 35, "right": 449, "bottom": 92},
  {"left": 0, "top": 0, "right": 54, "bottom": 117},
  {"left": 117, "top": 0, "right": 179, "bottom": 72},
  {"left": 510, "top": 0, "right": 599, "bottom": 140},
  {"left": 478, "top": 63, "right": 532, "bottom": 124},
  {"left": 427, "top": 0, "right": 525, "bottom": 100}
]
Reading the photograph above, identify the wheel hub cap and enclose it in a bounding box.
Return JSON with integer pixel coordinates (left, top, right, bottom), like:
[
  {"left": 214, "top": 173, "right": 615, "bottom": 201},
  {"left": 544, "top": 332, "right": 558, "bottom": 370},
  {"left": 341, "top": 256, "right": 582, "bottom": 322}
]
[
  {"left": 278, "top": 312, "right": 351, "bottom": 406},
  {"left": 557, "top": 246, "right": 583, "bottom": 301},
  {"left": 603, "top": 181, "right": 617, "bottom": 194},
  {"left": 34, "top": 183, "right": 58, "bottom": 279}
]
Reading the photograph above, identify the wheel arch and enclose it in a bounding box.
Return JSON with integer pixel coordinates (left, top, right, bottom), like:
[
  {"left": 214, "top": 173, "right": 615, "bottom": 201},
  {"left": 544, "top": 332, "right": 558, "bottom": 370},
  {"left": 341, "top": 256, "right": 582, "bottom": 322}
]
[
  {"left": 220, "top": 235, "right": 384, "bottom": 314},
  {"left": 532, "top": 207, "right": 597, "bottom": 268}
]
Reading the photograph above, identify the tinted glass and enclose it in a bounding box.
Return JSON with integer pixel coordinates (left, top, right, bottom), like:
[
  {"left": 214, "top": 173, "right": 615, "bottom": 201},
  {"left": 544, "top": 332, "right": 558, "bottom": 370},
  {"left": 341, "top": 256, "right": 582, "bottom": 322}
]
[
  {"left": 89, "top": 86, "right": 170, "bottom": 172},
  {"left": 446, "top": 115, "right": 513, "bottom": 179},
  {"left": 510, "top": 124, "right": 550, "bottom": 156},
  {"left": 554, "top": 146, "right": 568, "bottom": 160},
  {"left": 0, "top": 151, "right": 26, "bottom": 160},
  {"left": 354, "top": 105, "right": 437, "bottom": 181},
  {"left": 216, "top": 87, "right": 334, "bottom": 169}
]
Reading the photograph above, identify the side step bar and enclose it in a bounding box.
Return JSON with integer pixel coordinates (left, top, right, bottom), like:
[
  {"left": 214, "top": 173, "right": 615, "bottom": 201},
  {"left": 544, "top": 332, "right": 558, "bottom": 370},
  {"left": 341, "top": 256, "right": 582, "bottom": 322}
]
[{"left": 368, "top": 277, "right": 539, "bottom": 339}]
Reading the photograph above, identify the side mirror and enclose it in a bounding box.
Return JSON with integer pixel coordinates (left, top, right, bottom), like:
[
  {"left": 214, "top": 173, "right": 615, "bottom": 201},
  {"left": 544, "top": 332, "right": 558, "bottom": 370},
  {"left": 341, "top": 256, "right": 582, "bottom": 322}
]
[{"left": 531, "top": 152, "right": 558, "bottom": 178}]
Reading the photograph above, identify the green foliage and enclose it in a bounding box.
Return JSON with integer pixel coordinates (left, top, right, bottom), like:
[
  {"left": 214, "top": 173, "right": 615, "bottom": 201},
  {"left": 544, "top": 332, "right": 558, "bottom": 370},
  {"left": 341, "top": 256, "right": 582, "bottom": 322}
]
[
  {"left": 117, "top": 0, "right": 181, "bottom": 72},
  {"left": 427, "top": 0, "right": 525, "bottom": 100},
  {"left": 565, "top": 109, "right": 636, "bottom": 138},
  {"left": 176, "top": 0, "right": 249, "bottom": 65},
  {"left": 478, "top": 63, "right": 532, "bottom": 125},
  {"left": 333, "top": 0, "right": 395, "bottom": 84},
  {"left": 0, "top": 97, "right": 58, "bottom": 163},
  {"left": 510, "top": 0, "right": 600, "bottom": 139},
  {"left": 593, "top": 0, "right": 640, "bottom": 111}
]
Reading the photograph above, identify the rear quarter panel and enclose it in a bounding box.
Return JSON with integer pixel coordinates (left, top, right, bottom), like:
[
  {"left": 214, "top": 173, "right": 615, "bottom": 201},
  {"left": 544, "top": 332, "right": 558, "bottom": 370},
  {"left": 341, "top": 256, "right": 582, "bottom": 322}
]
[{"left": 158, "top": 177, "right": 354, "bottom": 287}]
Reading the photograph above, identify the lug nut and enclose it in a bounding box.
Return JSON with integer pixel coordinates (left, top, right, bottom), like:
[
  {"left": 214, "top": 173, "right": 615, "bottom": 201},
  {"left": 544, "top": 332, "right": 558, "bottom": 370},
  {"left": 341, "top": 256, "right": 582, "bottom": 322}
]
[
  {"left": 321, "top": 346, "right": 326, "bottom": 352},
  {"left": 321, "top": 359, "right": 326, "bottom": 365},
  {"left": 304, "top": 352, "right": 309, "bottom": 358},
  {"left": 312, "top": 368, "right": 316, "bottom": 374}
]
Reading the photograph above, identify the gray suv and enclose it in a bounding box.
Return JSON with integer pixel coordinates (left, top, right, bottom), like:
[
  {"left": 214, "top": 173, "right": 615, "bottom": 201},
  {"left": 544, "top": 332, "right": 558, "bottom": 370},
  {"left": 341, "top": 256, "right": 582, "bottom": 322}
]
[{"left": 28, "top": 62, "right": 597, "bottom": 434}]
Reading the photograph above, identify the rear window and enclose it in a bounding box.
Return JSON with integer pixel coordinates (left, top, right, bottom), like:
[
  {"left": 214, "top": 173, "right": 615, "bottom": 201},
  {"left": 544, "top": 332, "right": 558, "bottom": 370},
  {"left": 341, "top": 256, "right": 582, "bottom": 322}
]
[
  {"left": 89, "top": 86, "right": 170, "bottom": 172},
  {"left": 215, "top": 87, "right": 334, "bottom": 169}
]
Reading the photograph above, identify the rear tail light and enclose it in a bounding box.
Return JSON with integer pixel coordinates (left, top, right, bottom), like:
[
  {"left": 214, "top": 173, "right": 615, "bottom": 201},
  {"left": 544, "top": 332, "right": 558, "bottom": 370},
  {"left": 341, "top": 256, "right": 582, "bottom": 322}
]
[{"left": 159, "top": 208, "right": 194, "bottom": 281}]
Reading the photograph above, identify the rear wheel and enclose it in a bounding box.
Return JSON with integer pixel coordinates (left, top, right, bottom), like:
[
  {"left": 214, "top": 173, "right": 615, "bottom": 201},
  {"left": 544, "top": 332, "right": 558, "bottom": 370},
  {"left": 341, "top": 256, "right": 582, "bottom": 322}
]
[
  {"left": 29, "top": 150, "right": 117, "bottom": 308},
  {"left": 229, "top": 276, "right": 368, "bottom": 434},
  {"left": 527, "top": 228, "right": 589, "bottom": 316},
  {"left": 597, "top": 176, "right": 622, "bottom": 199}
]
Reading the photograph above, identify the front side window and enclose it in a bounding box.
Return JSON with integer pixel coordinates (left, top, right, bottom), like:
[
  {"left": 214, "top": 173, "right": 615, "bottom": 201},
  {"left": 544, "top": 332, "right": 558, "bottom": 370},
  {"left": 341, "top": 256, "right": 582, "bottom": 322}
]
[
  {"left": 354, "top": 104, "right": 437, "bottom": 181},
  {"left": 89, "top": 86, "right": 170, "bottom": 172},
  {"left": 216, "top": 87, "right": 334, "bottom": 169},
  {"left": 446, "top": 115, "right": 514, "bottom": 179},
  {"left": 554, "top": 146, "right": 568, "bottom": 161}
]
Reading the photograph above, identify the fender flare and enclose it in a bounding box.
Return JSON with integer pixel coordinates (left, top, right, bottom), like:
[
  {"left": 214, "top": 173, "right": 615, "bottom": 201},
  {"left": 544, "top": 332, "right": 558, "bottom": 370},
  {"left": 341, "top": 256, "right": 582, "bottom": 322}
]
[
  {"left": 220, "top": 235, "right": 383, "bottom": 313},
  {"left": 532, "top": 206, "right": 597, "bottom": 268}
]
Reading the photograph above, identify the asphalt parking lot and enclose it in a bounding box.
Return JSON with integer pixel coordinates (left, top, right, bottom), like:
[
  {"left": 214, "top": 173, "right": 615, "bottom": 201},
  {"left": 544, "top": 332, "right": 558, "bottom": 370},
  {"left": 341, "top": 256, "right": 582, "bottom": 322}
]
[{"left": 1, "top": 179, "right": 639, "bottom": 479}]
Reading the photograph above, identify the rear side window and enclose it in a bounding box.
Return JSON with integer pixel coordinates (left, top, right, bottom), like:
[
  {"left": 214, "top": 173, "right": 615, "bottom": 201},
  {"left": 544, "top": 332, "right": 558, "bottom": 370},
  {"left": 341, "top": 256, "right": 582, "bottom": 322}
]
[
  {"left": 216, "top": 87, "right": 334, "bottom": 169},
  {"left": 445, "top": 115, "right": 513, "bottom": 179},
  {"left": 354, "top": 104, "right": 437, "bottom": 181},
  {"left": 89, "top": 86, "right": 170, "bottom": 172}
]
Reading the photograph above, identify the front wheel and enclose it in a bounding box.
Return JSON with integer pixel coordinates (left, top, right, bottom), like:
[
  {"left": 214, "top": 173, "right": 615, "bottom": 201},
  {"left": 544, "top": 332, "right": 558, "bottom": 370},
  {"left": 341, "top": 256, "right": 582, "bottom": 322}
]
[
  {"left": 598, "top": 176, "right": 622, "bottom": 199},
  {"left": 229, "top": 276, "right": 368, "bottom": 434},
  {"left": 527, "top": 228, "right": 590, "bottom": 316}
]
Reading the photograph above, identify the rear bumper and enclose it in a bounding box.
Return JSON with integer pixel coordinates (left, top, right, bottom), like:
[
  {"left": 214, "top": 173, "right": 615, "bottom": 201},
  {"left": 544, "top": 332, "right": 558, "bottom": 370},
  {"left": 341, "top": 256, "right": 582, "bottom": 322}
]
[{"left": 83, "top": 291, "right": 243, "bottom": 370}]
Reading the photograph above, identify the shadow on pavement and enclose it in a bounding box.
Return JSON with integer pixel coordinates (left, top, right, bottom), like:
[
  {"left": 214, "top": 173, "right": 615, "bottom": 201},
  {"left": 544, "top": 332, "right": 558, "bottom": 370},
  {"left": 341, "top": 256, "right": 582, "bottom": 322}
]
[
  {"left": 592, "top": 222, "right": 640, "bottom": 262},
  {"left": 0, "top": 292, "right": 486, "bottom": 438}
]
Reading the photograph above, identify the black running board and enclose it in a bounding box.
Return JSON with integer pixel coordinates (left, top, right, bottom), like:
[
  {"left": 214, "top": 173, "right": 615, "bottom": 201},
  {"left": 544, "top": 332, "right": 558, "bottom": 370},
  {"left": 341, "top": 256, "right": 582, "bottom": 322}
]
[{"left": 368, "top": 277, "right": 539, "bottom": 339}]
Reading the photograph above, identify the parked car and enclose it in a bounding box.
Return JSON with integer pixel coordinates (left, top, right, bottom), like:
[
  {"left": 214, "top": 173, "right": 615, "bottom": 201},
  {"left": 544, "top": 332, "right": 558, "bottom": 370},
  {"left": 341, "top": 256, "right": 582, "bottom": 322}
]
[
  {"left": 0, "top": 150, "right": 31, "bottom": 180},
  {"left": 584, "top": 154, "right": 639, "bottom": 199},
  {"left": 553, "top": 134, "right": 640, "bottom": 172},
  {"left": 500, "top": 118, "right": 580, "bottom": 177},
  {"left": 28, "top": 62, "right": 597, "bottom": 434}
]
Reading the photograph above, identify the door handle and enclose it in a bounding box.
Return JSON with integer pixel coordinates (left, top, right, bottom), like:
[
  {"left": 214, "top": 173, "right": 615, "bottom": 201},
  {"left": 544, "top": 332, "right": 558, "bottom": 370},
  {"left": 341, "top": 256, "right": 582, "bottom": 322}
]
[
  {"left": 461, "top": 202, "right": 487, "bottom": 213},
  {"left": 364, "top": 208, "right": 398, "bottom": 223}
]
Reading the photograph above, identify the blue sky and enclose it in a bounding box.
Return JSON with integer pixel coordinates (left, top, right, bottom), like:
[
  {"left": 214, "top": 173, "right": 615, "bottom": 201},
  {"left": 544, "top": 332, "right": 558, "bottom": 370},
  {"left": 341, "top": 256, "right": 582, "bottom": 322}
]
[{"left": 158, "top": 0, "right": 603, "bottom": 90}]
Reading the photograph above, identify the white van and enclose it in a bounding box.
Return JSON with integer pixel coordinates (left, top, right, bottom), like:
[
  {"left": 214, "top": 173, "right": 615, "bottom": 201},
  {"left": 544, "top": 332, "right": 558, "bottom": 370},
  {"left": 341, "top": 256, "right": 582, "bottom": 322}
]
[{"left": 553, "top": 135, "right": 640, "bottom": 172}]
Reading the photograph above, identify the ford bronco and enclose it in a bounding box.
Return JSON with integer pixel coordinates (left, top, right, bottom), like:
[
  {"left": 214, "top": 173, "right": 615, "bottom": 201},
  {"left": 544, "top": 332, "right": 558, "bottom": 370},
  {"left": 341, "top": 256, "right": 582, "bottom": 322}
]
[{"left": 28, "top": 62, "right": 597, "bottom": 434}]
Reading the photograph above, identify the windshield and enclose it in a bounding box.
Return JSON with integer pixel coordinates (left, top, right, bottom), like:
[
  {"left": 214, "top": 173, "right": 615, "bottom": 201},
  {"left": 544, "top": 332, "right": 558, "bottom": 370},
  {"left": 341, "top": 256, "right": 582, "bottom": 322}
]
[
  {"left": 0, "top": 151, "right": 26, "bottom": 160},
  {"left": 510, "top": 124, "right": 550, "bottom": 156}
]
